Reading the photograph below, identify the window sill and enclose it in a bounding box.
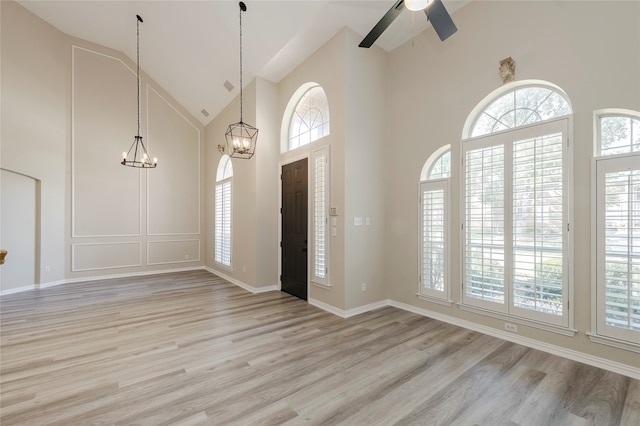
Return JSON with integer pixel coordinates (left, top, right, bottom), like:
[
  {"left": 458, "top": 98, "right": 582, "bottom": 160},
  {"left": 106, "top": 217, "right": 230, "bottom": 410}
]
[
  {"left": 213, "top": 262, "right": 232, "bottom": 273},
  {"left": 416, "top": 293, "right": 453, "bottom": 307},
  {"left": 312, "top": 281, "right": 332, "bottom": 290},
  {"left": 458, "top": 303, "right": 577, "bottom": 337},
  {"left": 587, "top": 333, "right": 640, "bottom": 354}
]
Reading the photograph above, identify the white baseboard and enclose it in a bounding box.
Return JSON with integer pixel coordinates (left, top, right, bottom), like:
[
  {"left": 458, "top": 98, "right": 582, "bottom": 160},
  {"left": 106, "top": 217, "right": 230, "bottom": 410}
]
[
  {"left": 1, "top": 266, "right": 206, "bottom": 296},
  {"left": 308, "top": 298, "right": 388, "bottom": 318},
  {"left": 388, "top": 300, "right": 640, "bottom": 380},
  {"left": 0, "top": 285, "right": 34, "bottom": 296},
  {"left": 309, "top": 297, "right": 347, "bottom": 317},
  {"left": 38, "top": 279, "right": 67, "bottom": 289},
  {"left": 204, "top": 267, "right": 278, "bottom": 294}
]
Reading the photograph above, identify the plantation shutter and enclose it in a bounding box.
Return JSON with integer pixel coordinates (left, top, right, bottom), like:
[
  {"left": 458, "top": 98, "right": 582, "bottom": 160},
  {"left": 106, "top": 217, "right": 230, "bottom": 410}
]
[
  {"left": 596, "top": 154, "right": 640, "bottom": 343},
  {"left": 215, "top": 180, "right": 232, "bottom": 266},
  {"left": 420, "top": 180, "right": 447, "bottom": 298},
  {"left": 312, "top": 147, "right": 329, "bottom": 284}
]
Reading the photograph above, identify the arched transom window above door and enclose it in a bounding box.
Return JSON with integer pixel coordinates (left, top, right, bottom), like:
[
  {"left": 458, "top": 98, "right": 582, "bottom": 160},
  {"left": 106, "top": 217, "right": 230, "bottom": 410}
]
[
  {"left": 467, "top": 82, "right": 572, "bottom": 138},
  {"left": 283, "top": 83, "right": 330, "bottom": 152}
]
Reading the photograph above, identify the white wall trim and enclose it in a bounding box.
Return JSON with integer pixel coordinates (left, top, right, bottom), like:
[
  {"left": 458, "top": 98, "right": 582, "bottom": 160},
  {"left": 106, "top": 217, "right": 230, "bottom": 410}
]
[
  {"left": 309, "top": 297, "right": 388, "bottom": 319},
  {"left": 1, "top": 266, "right": 205, "bottom": 295},
  {"left": 587, "top": 332, "right": 640, "bottom": 354},
  {"left": 388, "top": 300, "right": 640, "bottom": 380},
  {"left": 308, "top": 297, "right": 347, "bottom": 317},
  {"left": 71, "top": 241, "right": 142, "bottom": 272},
  {"left": 147, "top": 239, "right": 201, "bottom": 265},
  {"left": 344, "top": 300, "right": 389, "bottom": 318},
  {"left": 204, "top": 267, "right": 278, "bottom": 294},
  {"left": 0, "top": 285, "right": 35, "bottom": 296},
  {"left": 38, "top": 279, "right": 67, "bottom": 289},
  {"left": 71, "top": 45, "right": 142, "bottom": 239}
]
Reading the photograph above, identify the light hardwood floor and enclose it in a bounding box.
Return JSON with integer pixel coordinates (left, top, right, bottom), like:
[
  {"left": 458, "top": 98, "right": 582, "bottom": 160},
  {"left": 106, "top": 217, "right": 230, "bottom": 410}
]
[{"left": 1, "top": 270, "right": 638, "bottom": 425}]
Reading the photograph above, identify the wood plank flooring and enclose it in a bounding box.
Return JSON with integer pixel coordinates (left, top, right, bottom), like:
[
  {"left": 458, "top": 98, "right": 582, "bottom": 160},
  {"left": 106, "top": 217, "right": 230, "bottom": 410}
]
[{"left": 1, "top": 270, "right": 638, "bottom": 425}]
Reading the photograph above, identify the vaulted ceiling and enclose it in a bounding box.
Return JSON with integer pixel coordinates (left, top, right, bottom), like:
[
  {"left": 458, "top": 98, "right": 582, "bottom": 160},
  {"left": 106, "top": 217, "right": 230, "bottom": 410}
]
[{"left": 18, "top": 1, "right": 468, "bottom": 125}]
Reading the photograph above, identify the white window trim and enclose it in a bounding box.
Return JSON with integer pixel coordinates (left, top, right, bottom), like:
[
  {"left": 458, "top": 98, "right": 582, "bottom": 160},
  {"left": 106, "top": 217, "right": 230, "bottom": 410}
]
[
  {"left": 460, "top": 117, "right": 574, "bottom": 330},
  {"left": 461, "top": 79, "right": 572, "bottom": 139},
  {"left": 593, "top": 108, "right": 640, "bottom": 157},
  {"left": 590, "top": 152, "right": 640, "bottom": 350},
  {"left": 281, "top": 83, "right": 330, "bottom": 153}
]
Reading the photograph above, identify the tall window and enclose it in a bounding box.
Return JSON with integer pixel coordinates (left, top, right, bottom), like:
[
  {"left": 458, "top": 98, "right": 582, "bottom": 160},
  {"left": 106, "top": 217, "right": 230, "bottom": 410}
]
[
  {"left": 593, "top": 110, "right": 640, "bottom": 347},
  {"left": 312, "top": 147, "right": 330, "bottom": 286},
  {"left": 419, "top": 147, "right": 451, "bottom": 302},
  {"left": 462, "top": 82, "right": 572, "bottom": 328},
  {"left": 215, "top": 155, "right": 233, "bottom": 267},
  {"left": 288, "top": 85, "right": 329, "bottom": 150}
]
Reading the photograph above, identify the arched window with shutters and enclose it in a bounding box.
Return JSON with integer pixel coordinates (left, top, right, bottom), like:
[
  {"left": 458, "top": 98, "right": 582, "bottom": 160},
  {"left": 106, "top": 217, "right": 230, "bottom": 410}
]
[{"left": 461, "top": 80, "right": 573, "bottom": 329}]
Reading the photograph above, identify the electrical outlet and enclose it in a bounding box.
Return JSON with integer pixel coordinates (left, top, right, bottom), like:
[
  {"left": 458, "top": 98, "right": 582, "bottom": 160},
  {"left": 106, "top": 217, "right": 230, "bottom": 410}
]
[
  {"left": 361, "top": 283, "right": 366, "bottom": 291},
  {"left": 45, "top": 265, "right": 50, "bottom": 273},
  {"left": 184, "top": 254, "right": 189, "bottom": 260},
  {"left": 504, "top": 323, "right": 518, "bottom": 333}
]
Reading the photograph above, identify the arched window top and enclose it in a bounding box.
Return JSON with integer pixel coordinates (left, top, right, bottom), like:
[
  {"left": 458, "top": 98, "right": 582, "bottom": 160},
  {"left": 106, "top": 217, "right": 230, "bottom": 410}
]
[
  {"left": 595, "top": 109, "right": 640, "bottom": 156},
  {"left": 464, "top": 80, "right": 572, "bottom": 139},
  {"left": 216, "top": 155, "right": 233, "bottom": 181},
  {"left": 421, "top": 145, "right": 451, "bottom": 181},
  {"left": 283, "top": 83, "right": 330, "bottom": 151}
]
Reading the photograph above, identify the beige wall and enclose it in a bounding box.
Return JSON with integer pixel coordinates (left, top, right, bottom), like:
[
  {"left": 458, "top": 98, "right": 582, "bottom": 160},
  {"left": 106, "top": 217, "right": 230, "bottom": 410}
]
[
  {"left": 385, "top": 0, "right": 640, "bottom": 368},
  {"left": 1, "top": 1, "right": 205, "bottom": 287},
  {"left": 343, "top": 30, "right": 388, "bottom": 310},
  {"left": 1, "top": 0, "right": 67, "bottom": 286}
]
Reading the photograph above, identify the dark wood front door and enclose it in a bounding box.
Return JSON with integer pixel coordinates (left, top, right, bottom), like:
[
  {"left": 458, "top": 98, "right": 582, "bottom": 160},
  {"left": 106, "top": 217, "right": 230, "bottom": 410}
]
[{"left": 281, "top": 158, "right": 308, "bottom": 300}]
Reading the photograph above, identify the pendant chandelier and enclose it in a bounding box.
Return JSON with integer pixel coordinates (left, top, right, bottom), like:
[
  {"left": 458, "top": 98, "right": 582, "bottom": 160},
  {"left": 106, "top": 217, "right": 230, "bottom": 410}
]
[
  {"left": 122, "top": 14, "right": 157, "bottom": 168},
  {"left": 225, "top": 1, "right": 258, "bottom": 159}
]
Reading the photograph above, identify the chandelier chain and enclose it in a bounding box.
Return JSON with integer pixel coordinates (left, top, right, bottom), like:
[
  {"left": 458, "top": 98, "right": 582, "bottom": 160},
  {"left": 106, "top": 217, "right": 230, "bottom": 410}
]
[
  {"left": 136, "top": 16, "right": 141, "bottom": 137},
  {"left": 239, "top": 4, "right": 243, "bottom": 123}
]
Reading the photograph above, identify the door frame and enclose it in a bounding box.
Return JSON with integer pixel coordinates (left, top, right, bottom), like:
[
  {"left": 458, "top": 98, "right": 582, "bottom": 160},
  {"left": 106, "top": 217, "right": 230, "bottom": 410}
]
[{"left": 278, "top": 153, "right": 311, "bottom": 299}]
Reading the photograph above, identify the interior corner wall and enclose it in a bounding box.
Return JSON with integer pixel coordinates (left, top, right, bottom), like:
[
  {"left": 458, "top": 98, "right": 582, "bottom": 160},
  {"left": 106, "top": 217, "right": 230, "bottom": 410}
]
[
  {"left": 385, "top": 0, "right": 640, "bottom": 369},
  {"left": 2, "top": 1, "right": 205, "bottom": 287},
  {"left": 255, "top": 78, "right": 280, "bottom": 288},
  {"left": 205, "top": 80, "right": 260, "bottom": 288},
  {"left": 1, "top": 0, "right": 67, "bottom": 286},
  {"left": 343, "top": 29, "right": 388, "bottom": 310}
]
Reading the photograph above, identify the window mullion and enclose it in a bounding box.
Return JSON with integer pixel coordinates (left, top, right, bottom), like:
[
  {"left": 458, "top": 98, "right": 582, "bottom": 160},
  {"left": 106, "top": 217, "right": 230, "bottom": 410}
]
[{"left": 504, "top": 136, "right": 514, "bottom": 315}]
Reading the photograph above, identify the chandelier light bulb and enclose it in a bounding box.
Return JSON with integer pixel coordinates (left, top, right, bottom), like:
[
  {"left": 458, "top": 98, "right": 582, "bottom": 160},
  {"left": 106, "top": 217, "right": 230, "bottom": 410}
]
[{"left": 405, "top": 0, "right": 432, "bottom": 12}]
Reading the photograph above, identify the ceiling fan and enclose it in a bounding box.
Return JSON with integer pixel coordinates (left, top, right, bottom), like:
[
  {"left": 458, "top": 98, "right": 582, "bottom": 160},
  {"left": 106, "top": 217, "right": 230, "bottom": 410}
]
[{"left": 359, "top": 0, "right": 457, "bottom": 48}]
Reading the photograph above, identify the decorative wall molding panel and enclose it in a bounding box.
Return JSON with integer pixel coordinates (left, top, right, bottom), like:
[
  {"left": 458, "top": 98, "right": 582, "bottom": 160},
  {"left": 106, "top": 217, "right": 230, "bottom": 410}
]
[
  {"left": 147, "top": 239, "right": 200, "bottom": 265},
  {"left": 72, "top": 242, "right": 141, "bottom": 272},
  {"left": 72, "top": 46, "right": 141, "bottom": 238},
  {"left": 147, "top": 86, "right": 201, "bottom": 236}
]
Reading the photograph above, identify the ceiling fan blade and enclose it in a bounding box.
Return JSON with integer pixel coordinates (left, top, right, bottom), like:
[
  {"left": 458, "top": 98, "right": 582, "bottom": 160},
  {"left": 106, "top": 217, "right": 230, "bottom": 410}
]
[
  {"left": 359, "top": 0, "right": 406, "bottom": 48},
  {"left": 425, "top": 0, "right": 457, "bottom": 41}
]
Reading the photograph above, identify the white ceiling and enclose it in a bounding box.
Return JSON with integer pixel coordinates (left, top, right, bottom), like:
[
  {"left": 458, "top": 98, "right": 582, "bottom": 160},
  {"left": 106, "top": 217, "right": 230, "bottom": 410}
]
[{"left": 17, "top": 0, "right": 468, "bottom": 126}]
